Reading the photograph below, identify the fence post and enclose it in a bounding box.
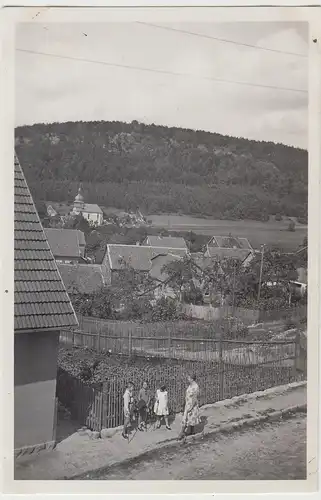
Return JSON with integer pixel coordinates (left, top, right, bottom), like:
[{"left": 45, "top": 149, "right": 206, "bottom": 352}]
[
  {"left": 168, "top": 327, "right": 172, "bottom": 357},
  {"left": 293, "top": 330, "right": 301, "bottom": 376},
  {"left": 128, "top": 331, "right": 132, "bottom": 357},
  {"left": 72, "top": 330, "right": 75, "bottom": 347},
  {"left": 218, "top": 336, "right": 224, "bottom": 400},
  {"left": 97, "top": 323, "right": 101, "bottom": 353}
]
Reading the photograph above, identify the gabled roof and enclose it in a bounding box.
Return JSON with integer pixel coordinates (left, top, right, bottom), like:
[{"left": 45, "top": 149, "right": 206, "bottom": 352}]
[
  {"left": 44, "top": 228, "right": 85, "bottom": 258},
  {"left": 14, "top": 155, "right": 78, "bottom": 331},
  {"left": 208, "top": 235, "right": 253, "bottom": 251},
  {"left": 107, "top": 245, "right": 152, "bottom": 271},
  {"left": 58, "top": 263, "right": 106, "bottom": 294},
  {"left": 151, "top": 247, "right": 187, "bottom": 259},
  {"left": 106, "top": 244, "right": 187, "bottom": 272},
  {"left": 149, "top": 253, "right": 182, "bottom": 282},
  {"left": 83, "top": 203, "right": 103, "bottom": 215},
  {"left": 206, "top": 246, "right": 252, "bottom": 262},
  {"left": 145, "top": 235, "right": 188, "bottom": 250}
]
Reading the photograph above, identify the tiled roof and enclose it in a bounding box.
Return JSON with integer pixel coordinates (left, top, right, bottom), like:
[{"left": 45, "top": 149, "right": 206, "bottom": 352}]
[
  {"left": 44, "top": 228, "right": 85, "bottom": 258},
  {"left": 149, "top": 253, "right": 181, "bottom": 282},
  {"left": 206, "top": 246, "right": 252, "bottom": 262},
  {"left": 208, "top": 235, "right": 252, "bottom": 251},
  {"left": 14, "top": 155, "right": 78, "bottom": 331},
  {"left": 83, "top": 203, "right": 103, "bottom": 214},
  {"left": 107, "top": 245, "right": 152, "bottom": 271},
  {"left": 58, "top": 263, "right": 106, "bottom": 294},
  {"left": 145, "top": 235, "right": 188, "bottom": 250},
  {"left": 151, "top": 247, "right": 187, "bottom": 259},
  {"left": 107, "top": 244, "right": 186, "bottom": 271}
]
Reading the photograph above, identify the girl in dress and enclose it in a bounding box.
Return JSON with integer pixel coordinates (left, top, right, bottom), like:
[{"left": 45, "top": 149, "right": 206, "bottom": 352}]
[
  {"left": 178, "top": 374, "right": 200, "bottom": 440},
  {"left": 154, "top": 385, "right": 171, "bottom": 430}
]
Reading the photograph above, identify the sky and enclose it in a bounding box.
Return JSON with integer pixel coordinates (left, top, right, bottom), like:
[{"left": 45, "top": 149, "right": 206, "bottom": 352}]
[{"left": 15, "top": 21, "right": 308, "bottom": 148}]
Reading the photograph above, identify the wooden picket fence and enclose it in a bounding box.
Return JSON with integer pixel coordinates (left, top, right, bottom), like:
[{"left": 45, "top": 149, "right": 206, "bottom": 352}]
[{"left": 56, "top": 369, "right": 104, "bottom": 431}]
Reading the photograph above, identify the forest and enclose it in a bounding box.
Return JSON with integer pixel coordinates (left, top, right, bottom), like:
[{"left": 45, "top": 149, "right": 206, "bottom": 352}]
[{"left": 15, "top": 120, "right": 308, "bottom": 221}]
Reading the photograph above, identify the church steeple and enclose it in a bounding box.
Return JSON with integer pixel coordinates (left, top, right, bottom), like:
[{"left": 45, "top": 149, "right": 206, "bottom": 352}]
[{"left": 73, "top": 183, "right": 85, "bottom": 212}]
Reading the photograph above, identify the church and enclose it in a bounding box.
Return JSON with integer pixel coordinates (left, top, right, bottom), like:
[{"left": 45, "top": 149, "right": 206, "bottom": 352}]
[{"left": 72, "top": 185, "right": 103, "bottom": 226}]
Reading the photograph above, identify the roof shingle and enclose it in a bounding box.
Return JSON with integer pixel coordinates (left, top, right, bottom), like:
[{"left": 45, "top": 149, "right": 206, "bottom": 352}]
[{"left": 14, "top": 155, "right": 78, "bottom": 331}]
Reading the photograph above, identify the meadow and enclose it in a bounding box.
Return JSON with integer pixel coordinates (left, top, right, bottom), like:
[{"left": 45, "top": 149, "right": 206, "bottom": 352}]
[{"left": 148, "top": 214, "right": 307, "bottom": 251}]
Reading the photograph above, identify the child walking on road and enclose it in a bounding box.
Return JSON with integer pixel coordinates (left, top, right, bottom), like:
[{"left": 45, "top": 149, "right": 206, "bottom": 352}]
[
  {"left": 154, "top": 385, "right": 171, "bottom": 430},
  {"left": 137, "top": 381, "right": 150, "bottom": 431},
  {"left": 122, "top": 381, "right": 134, "bottom": 439}
]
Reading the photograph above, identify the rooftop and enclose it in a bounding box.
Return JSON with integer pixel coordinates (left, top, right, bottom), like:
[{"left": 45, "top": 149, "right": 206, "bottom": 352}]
[
  {"left": 107, "top": 244, "right": 152, "bottom": 271},
  {"left": 206, "top": 246, "right": 252, "bottom": 262},
  {"left": 57, "top": 263, "right": 106, "bottom": 294},
  {"left": 106, "top": 244, "right": 187, "bottom": 272},
  {"left": 208, "top": 236, "right": 253, "bottom": 251},
  {"left": 44, "top": 228, "right": 86, "bottom": 258},
  {"left": 14, "top": 155, "right": 78, "bottom": 331},
  {"left": 145, "top": 235, "right": 188, "bottom": 250},
  {"left": 149, "top": 253, "right": 182, "bottom": 282},
  {"left": 83, "top": 203, "right": 103, "bottom": 215}
]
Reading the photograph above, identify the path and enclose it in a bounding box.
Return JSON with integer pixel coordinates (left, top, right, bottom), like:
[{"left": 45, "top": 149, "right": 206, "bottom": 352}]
[{"left": 90, "top": 414, "right": 306, "bottom": 480}]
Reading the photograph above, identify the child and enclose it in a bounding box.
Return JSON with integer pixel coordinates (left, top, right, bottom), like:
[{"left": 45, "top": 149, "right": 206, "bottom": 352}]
[
  {"left": 137, "top": 381, "right": 150, "bottom": 431},
  {"left": 122, "top": 381, "right": 134, "bottom": 439},
  {"left": 154, "top": 385, "right": 171, "bottom": 430}
]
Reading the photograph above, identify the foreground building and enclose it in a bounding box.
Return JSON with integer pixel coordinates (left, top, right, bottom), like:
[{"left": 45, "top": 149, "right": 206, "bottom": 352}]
[{"left": 14, "top": 155, "right": 78, "bottom": 457}]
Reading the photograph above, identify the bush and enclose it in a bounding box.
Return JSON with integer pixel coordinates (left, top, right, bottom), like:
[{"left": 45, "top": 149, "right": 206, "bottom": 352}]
[
  {"left": 287, "top": 220, "right": 296, "bottom": 232},
  {"left": 150, "top": 297, "right": 180, "bottom": 322}
]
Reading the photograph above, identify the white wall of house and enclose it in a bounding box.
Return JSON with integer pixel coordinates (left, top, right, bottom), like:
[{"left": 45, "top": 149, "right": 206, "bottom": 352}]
[{"left": 83, "top": 211, "right": 103, "bottom": 226}]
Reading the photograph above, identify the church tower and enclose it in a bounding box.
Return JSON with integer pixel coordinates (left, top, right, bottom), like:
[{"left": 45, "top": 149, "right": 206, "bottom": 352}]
[{"left": 73, "top": 184, "right": 85, "bottom": 214}]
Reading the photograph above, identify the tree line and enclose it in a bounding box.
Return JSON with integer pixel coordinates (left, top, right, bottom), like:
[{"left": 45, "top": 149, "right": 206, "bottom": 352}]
[{"left": 16, "top": 119, "right": 308, "bottom": 221}]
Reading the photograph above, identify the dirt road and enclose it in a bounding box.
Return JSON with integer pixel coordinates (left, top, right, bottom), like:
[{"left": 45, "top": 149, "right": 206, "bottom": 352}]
[{"left": 89, "top": 414, "right": 306, "bottom": 480}]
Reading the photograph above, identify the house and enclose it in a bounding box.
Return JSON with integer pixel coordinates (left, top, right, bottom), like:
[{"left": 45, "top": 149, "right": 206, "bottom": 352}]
[
  {"left": 204, "top": 235, "right": 254, "bottom": 266},
  {"left": 72, "top": 185, "right": 103, "bottom": 226},
  {"left": 44, "top": 228, "right": 86, "bottom": 263},
  {"left": 149, "top": 253, "right": 181, "bottom": 300},
  {"left": 14, "top": 155, "right": 78, "bottom": 457},
  {"left": 103, "top": 244, "right": 153, "bottom": 285},
  {"left": 103, "top": 244, "right": 185, "bottom": 294},
  {"left": 143, "top": 235, "right": 189, "bottom": 253},
  {"left": 57, "top": 263, "right": 107, "bottom": 294},
  {"left": 290, "top": 267, "right": 307, "bottom": 297}
]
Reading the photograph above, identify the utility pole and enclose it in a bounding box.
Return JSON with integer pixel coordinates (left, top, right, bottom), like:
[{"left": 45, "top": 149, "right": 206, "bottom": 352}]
[
  {"left": 232, "top": 260, "right": 236, "bottom": 314},
  {"left": 257, "top": 244, "right": 265, "bottom": 304}
]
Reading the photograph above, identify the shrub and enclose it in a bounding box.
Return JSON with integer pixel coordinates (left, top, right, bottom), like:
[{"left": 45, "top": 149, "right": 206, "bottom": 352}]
[{"left": 287, "top": 220, "right": 296, "bottom": 232}]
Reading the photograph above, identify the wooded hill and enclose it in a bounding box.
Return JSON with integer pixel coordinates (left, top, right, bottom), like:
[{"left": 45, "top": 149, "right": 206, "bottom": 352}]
[{"left": 15, "top": 120, "right": 308, "bottom": 221}]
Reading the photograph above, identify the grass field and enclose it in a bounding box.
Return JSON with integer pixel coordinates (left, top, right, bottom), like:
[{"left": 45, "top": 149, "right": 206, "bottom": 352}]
[{"left": 148, "top": 214, "right": 307, "bottom": 251}]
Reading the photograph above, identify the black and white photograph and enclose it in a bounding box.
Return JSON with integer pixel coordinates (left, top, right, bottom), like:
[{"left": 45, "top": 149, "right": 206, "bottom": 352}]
[{"left": 3, "top": 5, "right": 319, "bottom": 491}]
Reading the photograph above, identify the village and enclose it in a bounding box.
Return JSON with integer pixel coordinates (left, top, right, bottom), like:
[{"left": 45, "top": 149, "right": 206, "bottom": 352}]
[{"left": 42, "top": 185, "right": 307, "bottom": 310}]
